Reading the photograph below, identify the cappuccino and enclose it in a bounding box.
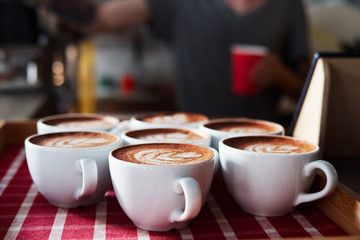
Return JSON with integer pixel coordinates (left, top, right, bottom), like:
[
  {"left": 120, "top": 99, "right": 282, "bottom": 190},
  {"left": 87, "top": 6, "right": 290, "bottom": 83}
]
[
  {"left": 199, "top": 118, "right": 284, "bottom": 150},
  {"left": 204, "top": 119, "right": 281, "bottom": 134},
  {"left": 126, "top": 128, "right": 205, "bottom": 143},
  {"left": 42, "top": 114, "right": 118, "bottom": 129},
  {"left": 135, "top": 112, "right": 208, "bottom": 125},
  {"left": 30, "top": 131, "right": 118, "bottom": 148},
  {"left": 112, "top": 143, "right": 213, "bottom": 165},
  {"left": 223, "top": 136, "right": 317, "bottom": 154}
]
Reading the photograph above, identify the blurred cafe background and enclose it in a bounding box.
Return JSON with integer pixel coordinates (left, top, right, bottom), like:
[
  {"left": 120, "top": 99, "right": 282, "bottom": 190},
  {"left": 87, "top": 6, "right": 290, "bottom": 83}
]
[
  {"left": 1, "top": 0, "right": 360, "bottom": 122},
  {"left": 0, "top": 0, "right": 177, "bottom": 120}
]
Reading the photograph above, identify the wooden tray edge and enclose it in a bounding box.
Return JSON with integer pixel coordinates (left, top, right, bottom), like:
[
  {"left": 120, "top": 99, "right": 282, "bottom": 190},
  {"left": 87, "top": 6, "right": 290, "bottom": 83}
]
[
  {"left": 314, "top": 179, "right": 360, "bottom": 235},
  {"left": 0, "top": 120, "right": 37, "bottom": 150}
]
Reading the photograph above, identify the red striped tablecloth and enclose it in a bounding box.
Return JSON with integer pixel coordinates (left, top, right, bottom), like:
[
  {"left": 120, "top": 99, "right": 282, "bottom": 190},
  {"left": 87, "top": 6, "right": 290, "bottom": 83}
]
[{"left": 0, "top": 144, "right": 348, "bottom": 239}]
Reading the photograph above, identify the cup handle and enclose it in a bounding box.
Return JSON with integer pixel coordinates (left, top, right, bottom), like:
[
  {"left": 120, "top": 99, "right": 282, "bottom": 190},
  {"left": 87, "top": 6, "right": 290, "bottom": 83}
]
[
  {"left": 170, "top": 177, "right": 202, "bottom": 223},
  {"left": 209, "top": 147, "right": 220, "bottom": 174},
  {"left": 74, "top": 158, "right": 98, "bottom": 200},
  {"left": 294, "top": 160, "right": 338, "bottom": 206}
]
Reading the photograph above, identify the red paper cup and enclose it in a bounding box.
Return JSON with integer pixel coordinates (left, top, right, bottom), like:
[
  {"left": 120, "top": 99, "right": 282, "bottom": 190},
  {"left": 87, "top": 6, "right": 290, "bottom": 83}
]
[{"left": 231, "top": 45, "right": 268, "bottom": 96}]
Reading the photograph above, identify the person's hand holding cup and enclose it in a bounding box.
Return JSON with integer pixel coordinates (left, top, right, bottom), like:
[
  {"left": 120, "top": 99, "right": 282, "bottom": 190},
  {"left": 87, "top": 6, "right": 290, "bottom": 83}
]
[
  {"left": 231, "top": 45, "right": 269, "bottom": 96},
  {"left": 219, "top": 135, "right": 338, "bottom": 216}
]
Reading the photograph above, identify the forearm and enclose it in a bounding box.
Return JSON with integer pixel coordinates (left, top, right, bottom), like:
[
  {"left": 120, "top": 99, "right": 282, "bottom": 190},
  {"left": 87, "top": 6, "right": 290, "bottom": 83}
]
[
  {"left": 276, "top": 61, "right": 308, "bottom": 99},
  {"left": 253, "top": 56, "right": 309, "bottom": 100},
  {"left": 94, "top": 0, "right": 151, "bottom": 32},
  {"left": 49, "top": 0, "right": 96, "bottom": 25},
  {"left": 43, "top": 0, "right": 151, "bottom": 33}
]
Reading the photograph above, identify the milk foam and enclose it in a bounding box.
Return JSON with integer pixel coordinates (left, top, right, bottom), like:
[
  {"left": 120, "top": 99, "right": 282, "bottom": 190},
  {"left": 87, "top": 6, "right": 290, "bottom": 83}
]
[
  {"left": 134, "top": 149, "right": 203, "bottom": 165},
  {"left": 139, "top": 132, "right": 202, "bottom": 142},
  {"left": 56, "top": 119, "right": 114, "bottom": 128},
  {"left": 34, "top": 132, "right": 117, "bottom": 148},
  {"left": 145, "top": 114, "right": 189, "bottom": 124},
  {"left": 208, "top": 120, "right": 280, "bottom": 134},
  {"left": 226, "top": 127, "right": 268, "bottom": 134},
  {"left": 244, "top": 143, "right": 304, "bottom": 154},
  {"left": 44, "top": 137, "right": 110, "bottom": 148}
]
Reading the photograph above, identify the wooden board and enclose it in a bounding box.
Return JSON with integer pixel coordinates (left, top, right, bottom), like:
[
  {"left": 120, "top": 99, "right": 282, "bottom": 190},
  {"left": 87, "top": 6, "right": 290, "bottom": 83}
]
[
  {"left": 290, "top": 53, "right": 360, "bottom": 159},
  {"left": 0, "top": 120, "right": 37, "bottom": 151}
]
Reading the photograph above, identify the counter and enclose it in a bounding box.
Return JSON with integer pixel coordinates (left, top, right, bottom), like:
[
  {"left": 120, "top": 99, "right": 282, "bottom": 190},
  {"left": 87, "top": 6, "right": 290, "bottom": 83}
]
[{"left": 0, "top": 93, "right": 48, "bottom": 120}]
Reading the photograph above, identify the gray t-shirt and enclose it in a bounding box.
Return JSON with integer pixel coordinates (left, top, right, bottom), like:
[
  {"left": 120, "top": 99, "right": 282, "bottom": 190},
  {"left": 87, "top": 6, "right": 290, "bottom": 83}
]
[{"left": 146, "top": 0, "right": 309, "bottom": 121}]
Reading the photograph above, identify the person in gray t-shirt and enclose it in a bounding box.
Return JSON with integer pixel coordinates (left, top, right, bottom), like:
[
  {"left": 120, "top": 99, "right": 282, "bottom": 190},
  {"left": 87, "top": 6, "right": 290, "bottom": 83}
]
[{"left": 55, "top": 0, "right": 310, "bottom": 121}]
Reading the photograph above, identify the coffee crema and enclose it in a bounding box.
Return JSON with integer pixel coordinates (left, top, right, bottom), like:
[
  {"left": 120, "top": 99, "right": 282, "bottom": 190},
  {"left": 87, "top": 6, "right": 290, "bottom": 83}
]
[
  {"left": 31, "top": 132, "right": 118, "bottom": 148},
  {"left": 137, "top": 112, "right": 208, "bottom": 125},
  {"left": 224, "top": 136, "right": 316, "bottom": 154},
  {"left": 112, "top": 143, "right": 213, "bottom": 165},
  {"left": 126, "top": 128, "right": 205, "bottom": 142},
  {"left": 205, "top": 121, "right": 280, "bottom": 134},
  {"left": 43, "top": 116, "right": 116, "bottom": 128}
]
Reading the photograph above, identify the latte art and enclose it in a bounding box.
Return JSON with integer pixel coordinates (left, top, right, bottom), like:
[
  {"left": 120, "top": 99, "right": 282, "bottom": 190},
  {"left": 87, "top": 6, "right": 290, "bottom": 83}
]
[
  {"left": 113, "top": 143, "right": 213, "bottom": 165},
  {"left": 44, "top": 136, "right": 111, "bottom": 148},
  {"left": 126, "top": 128, "right": 205, "bottom": 143},
  {"left": 243, "top": 143, "right": 303, "bottom": 154},
  {"left": 55, "top": 119, "right": 114, "bottom": 128},
  {"left": 147, "top": 114, "right": 188, "bottom": 124},
  {"left": 226, "top": 127, "right": 268, "bottom": 134},
  {"left": 44, "top": 116, "right": 116, "bottom": 129},
  {"left": 31, "top": 132, "right": 118, "bottom": 148},
  {"left": 134, "top": 149, "right": 203, "bottom": 165},
  {"left": 224, "top": 136, "right": 317, "bottom": 155},
  {"left": 138, "top": 112, "right": 208, "bottom": 125},
  {"left": 206, "top": 121, "right": 280, "bottom": 134},
  {"left": 139, "top": 132, "right": 201, "bottom": 142}
]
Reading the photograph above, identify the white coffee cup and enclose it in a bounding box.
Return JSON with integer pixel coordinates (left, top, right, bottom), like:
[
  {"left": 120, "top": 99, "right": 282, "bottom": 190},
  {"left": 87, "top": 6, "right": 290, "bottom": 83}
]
[
  {"left": 121, "top": 127, "right": 211, "bottom": 148},
  {"left": 25, "top": 131, "right": 121, "bottom": 208},
  {"left": 37, "top": 113, "right": 128, "bottom": 135},
  {"left": 199, "top": 118, "right": 284, "bottom": 150},
  {"left": 219, "top": 135, "right": 338, "bottom": 216},
  {"left": 109, "top": 143, "right": 215, "bottom": 231},
  {"left": 129, "top": 111, "right": 208, "bottom": 130}
]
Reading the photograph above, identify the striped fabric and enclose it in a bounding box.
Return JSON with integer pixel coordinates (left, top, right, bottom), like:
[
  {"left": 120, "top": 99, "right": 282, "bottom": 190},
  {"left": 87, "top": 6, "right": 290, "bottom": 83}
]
[{"left": 0, "top": 144, "right": 348, "bottom": 239}]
